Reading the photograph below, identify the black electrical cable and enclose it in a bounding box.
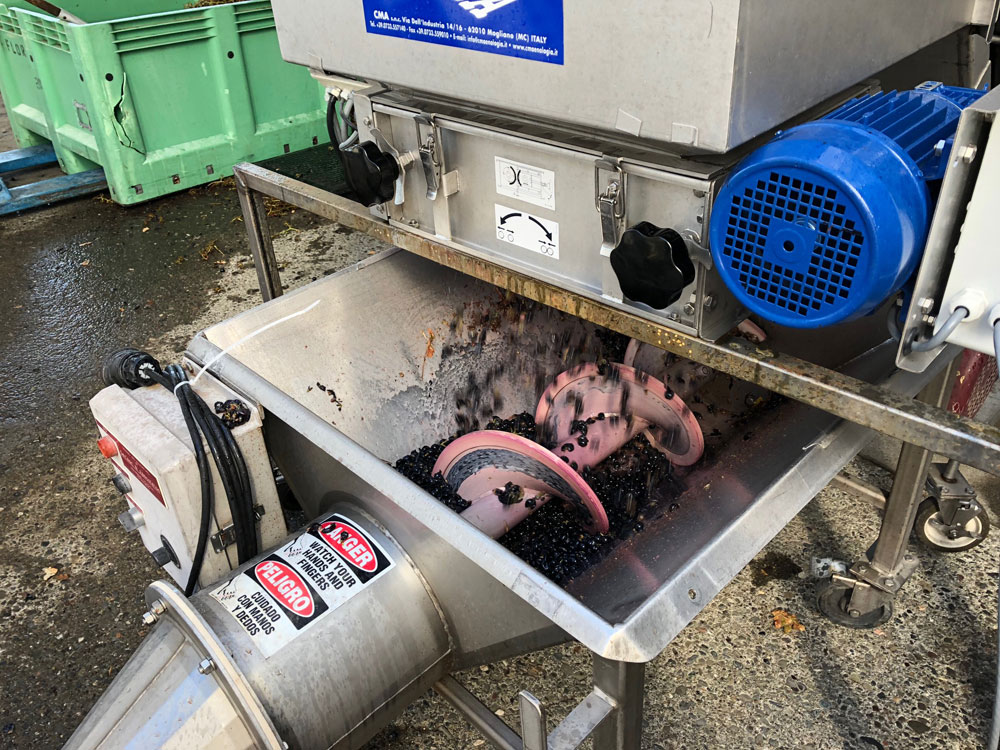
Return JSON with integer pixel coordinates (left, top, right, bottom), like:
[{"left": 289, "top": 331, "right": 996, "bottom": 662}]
[
  {"left": 144, "top": 366, "right": 214, "bottom": 596},
  {"left": 189, "top": 384, "right": 255, "bottom": 562},
  {"left": 167, "top": 364, "right": 258, "bottom": 565},
  {"left": 326, "top": 96, "right": 340, "bottom": 147},
  {"left": 103, "top": 350, "right": 258, "bottom": 594},
  {"left": 144, "top": 363, "right": 257, "bottom": 594}
]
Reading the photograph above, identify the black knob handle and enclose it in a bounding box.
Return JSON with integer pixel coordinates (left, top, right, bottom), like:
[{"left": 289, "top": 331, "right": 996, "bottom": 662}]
[
  {"left": 609, "top": 222, "right": 696, "bottom": 310},
  {"left": 341, "top": 141, "right": 400, "bottom": 207}
]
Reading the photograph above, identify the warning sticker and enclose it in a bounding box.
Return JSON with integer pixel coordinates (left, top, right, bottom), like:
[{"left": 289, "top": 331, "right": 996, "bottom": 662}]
[
  {"left": 495, "top": 203, "right": 559, "bottom": 259},
  {"left": 495, "top": 157, "right": 555, "bottom": 210},
  {"left": 210, "top": 514, "right": 394, "bottom": 658}
]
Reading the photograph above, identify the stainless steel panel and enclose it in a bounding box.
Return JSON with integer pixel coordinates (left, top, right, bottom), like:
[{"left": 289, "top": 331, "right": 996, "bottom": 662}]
[
  {"left": 898, "top": 87, "right": 1000, "bottom": 372},
  {"left": 273, "top": 0, "right": 974, "bottom": 151},
  {"left": 191, "top": 250, "right": 941, "bottom": 661},
  {"left": 264, "top": 419, "right": 569, "bottom": 668},
  {"left": 233, "top": 161, "right": 1000, "bottom": 473},
  {"left": 366, "top": 99, "right": 741, "bottom": 338},
  {"left": 728, "top": 1, "right": 974, "bottom": 147},
  {"left": 194, "top": 509, "right": 452, "bottom": 750}
]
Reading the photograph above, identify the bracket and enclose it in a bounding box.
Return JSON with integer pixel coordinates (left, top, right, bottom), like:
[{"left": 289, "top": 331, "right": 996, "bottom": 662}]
[{"left": 210, "top": 505, "right": 265, "bottom": 553}]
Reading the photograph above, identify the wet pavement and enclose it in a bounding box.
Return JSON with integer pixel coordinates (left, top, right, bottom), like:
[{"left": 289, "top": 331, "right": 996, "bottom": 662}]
[{"left": 2, "top": 95, "right": 1000, "bottom": 750}]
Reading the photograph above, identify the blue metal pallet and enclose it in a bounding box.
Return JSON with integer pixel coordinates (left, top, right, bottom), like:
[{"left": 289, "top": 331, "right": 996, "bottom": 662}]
[{"left": 0, "top": 144, "right": 106, "bottom": 216}]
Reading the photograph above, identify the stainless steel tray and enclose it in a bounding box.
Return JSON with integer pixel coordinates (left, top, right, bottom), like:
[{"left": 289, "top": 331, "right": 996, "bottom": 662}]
[{"left": 190, "top": 249, "right": 939, "bottom": 661}]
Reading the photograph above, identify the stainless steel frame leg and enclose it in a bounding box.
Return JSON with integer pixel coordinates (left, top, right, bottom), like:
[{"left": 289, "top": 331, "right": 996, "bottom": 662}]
[
  {"left": 845, "top": 358, "right": 957, "bottom": 619},
  {"left": 591, "top": 656, "right": 645, "bottom": 750},
  {"left": 234, "top": 171, "right": 283, "bottom": 302}
]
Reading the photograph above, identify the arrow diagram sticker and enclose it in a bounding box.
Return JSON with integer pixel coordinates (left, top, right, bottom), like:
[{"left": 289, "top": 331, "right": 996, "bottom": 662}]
[{"left": 495, "top": 203, "right": 560, "bottom": 259}]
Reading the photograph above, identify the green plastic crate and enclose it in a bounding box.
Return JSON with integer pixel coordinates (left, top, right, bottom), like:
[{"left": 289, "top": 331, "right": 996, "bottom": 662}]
[
  {"left": 2, "top": 2, "right": 181, "bottom": 23},
  {"left": 0, "top": 1, "right": 327, "bottom": 204}
]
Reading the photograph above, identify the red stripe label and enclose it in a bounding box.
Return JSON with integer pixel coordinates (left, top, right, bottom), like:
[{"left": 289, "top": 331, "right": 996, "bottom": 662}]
[{"left": 95, "top": 421, "right": 165, "bottom": 505}]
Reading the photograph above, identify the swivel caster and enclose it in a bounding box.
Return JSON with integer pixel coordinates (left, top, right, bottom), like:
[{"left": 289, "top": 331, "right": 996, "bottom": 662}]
[
  {"left": 816, "top": 579, "right": 893, "bottom": 629},
  {"left": 914, "top": 497, "right": 990, "bottom": 553}
]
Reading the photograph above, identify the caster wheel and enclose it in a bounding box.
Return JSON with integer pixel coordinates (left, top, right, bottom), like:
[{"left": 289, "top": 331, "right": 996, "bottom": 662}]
[
  {"left": 914, "top": 498, "right": 989, "bottom": 553},
  {"left": 816, "top": 579, "right": 893, "bottom": 629}
]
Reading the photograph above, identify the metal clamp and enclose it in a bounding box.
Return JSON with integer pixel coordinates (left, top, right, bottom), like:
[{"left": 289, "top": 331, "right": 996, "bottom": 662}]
[
  {"left": 595, "top": 158, "right": 626, "bottom": 258},
  {"left": 211, "top": 505, "right": 266, "bottom": 553},
  {"left": 415, "top": 115, "right": 440, "bottom": 201}
]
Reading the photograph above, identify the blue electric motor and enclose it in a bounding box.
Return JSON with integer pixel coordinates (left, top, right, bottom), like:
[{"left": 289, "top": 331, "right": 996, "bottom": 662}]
[{"left": 709, "top": 82, "right": 984, "bottom": 328}]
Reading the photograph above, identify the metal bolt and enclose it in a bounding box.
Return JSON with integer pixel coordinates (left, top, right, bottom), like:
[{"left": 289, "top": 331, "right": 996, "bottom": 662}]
[
  {"left": 141, "top": 611, "right": 158, "bottom": 626},
  {"left": 917, "top": 297, "right": 934, "bottom": 314},
  {"left": 149, "top": 599, "right": 167, "bottom": 616},
  {"left": 682, "top": 303, "right": 696, "bottom": 316},
  {"left": 933, "top": 139, "right": 946, "bottom": 157},
  {"left": 703, "top": 295, "right": 717, "bottom": 311},
  {"left": 960, "top": 145, "right": 978, "bottom": 164},
  {"left": 848, "top": 609, "right": 861, "bottom": 618},
  {"left": 197, "top": 658, "right": 216, "bottom": 675},
  {"left": 362, "top": 117, "right": 372, "bottom": 127},
  {"left": 882, "top": 577, "right": 896, "bottom": 588},
  {"left": 408, "top": 219, "right": 419, "bottom": 227}
]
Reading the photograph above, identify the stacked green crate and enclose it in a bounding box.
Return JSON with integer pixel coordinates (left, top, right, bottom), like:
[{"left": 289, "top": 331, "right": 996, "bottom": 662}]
[{"left": 0, "top": 1, "right": 327, "bottom": 203}]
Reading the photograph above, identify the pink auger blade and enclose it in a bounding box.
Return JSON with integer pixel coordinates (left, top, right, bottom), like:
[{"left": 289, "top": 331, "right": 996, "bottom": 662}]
[{"left": 433, "top": 430, "right": 609, "bottom": 538}]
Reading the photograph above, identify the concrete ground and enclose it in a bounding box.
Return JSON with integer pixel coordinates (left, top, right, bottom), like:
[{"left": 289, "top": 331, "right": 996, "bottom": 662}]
[{"left": 2, "top": 96, "right": 1000, "bottom": 750}]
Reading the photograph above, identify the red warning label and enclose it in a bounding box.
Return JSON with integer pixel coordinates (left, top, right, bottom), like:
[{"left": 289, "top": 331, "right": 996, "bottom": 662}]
[{"left": 211, "top": 513, "right": 394, "bottom": 658}]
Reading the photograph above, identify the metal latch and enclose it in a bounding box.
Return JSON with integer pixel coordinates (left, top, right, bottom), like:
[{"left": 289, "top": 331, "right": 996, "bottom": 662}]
[
  {"left": 419, "top": 135, "right": 439, "bottom": 200},
  {"left": 211, "top": 505, "right": 266, "bottom": 553},
  {"left": 595, "top": 158, "right": 626, "bottom": 257},
  {"left": 415, "top": 114, "right": 440, "bottom": 201}
]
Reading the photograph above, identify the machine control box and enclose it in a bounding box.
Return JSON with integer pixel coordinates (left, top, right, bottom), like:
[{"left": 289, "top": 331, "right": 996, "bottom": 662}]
[{"left": 90, "top": 370, "right": 286, "bottom": 589}]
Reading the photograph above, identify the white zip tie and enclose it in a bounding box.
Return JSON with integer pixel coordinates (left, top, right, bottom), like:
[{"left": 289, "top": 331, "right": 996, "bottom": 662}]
[{"left": 182, "top": 299, "right": 321, "bottom": 390}]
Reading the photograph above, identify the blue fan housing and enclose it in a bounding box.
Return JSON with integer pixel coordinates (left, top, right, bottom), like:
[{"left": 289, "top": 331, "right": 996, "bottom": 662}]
[{"left": 709, "top": 84, "right": 984, "bottom": 328}]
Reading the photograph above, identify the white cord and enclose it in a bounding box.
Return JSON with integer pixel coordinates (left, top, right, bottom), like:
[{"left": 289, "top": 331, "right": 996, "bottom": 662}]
[{"left": 188, "top": 299, "right": 321, "bottom": 387}]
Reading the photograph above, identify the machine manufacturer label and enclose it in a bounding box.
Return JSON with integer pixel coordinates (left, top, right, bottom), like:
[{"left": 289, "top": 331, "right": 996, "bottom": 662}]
[
  {"left": 495, "top": 157, "right": 555, "bottom": 210},
  {"left": 495, "top": 203, "right": 559, "bottom": 259},
  {"left": 210, "top": 513, "right": 394, "bottom": 658},
  {"left": 361, "top": 1, "right": 564, "bottom": 65}
]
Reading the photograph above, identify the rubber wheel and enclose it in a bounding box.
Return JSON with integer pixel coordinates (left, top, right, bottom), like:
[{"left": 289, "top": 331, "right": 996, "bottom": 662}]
[
  {"left": 816, "top": 579, "right": 893, "bottom": 629},
  {"left": 914, "top": 498, "right": 990, "bottom": 553}
]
